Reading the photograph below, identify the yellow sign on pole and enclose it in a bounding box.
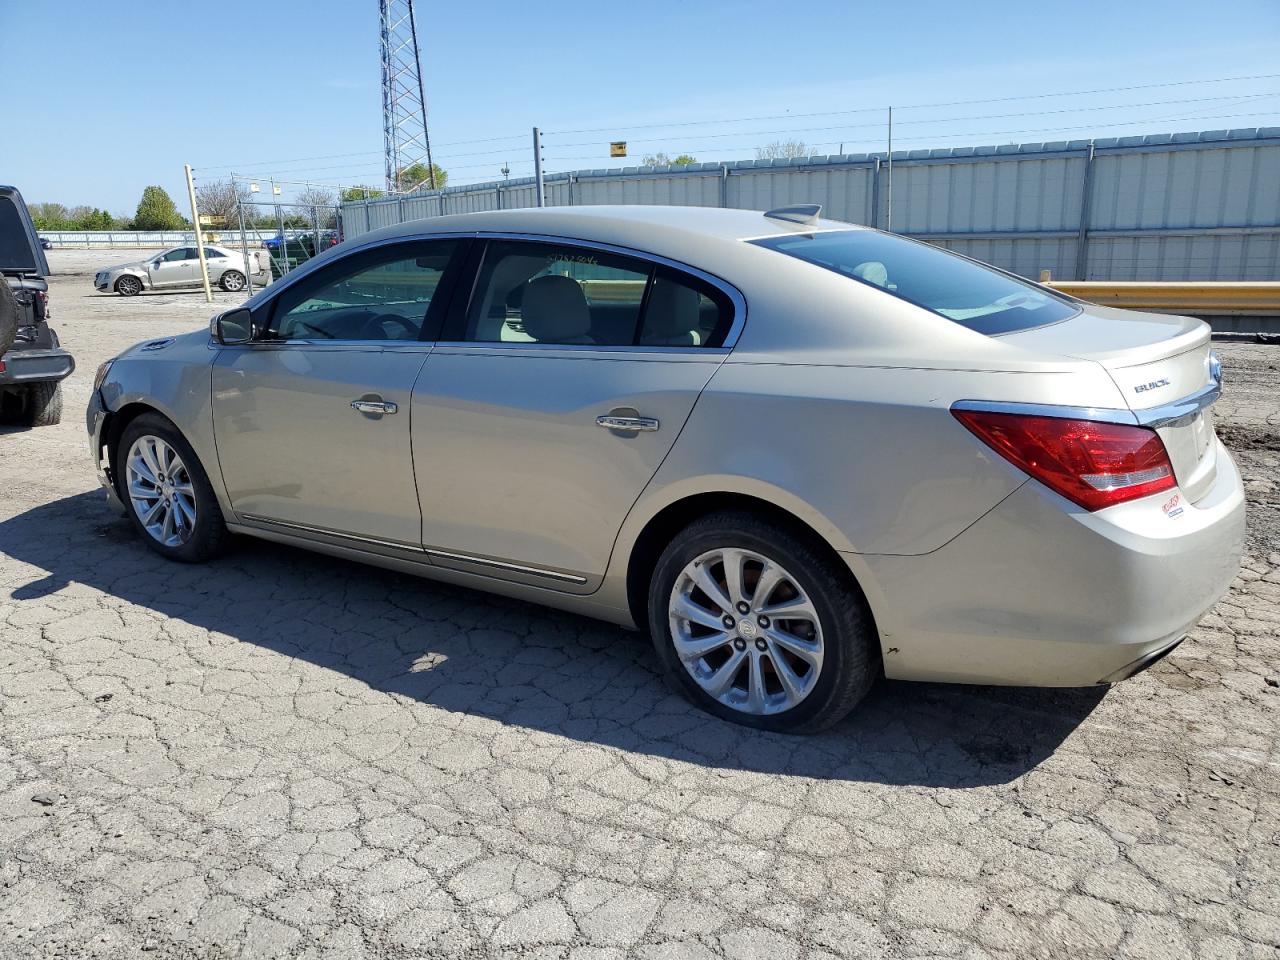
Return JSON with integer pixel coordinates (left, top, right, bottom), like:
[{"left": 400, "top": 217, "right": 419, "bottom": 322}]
[
  {"left": 609, "top": 141, "right": 627, "bottom": 158},
  {"left": 199, "top": 214, "right": 227, "bottom": 227}
]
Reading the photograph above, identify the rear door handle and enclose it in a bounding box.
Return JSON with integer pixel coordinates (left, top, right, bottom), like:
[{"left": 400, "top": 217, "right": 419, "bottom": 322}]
[
  {"left": 596, "top": 414, "right": 659, "bottom": 432},
  {"left": 351, "top": 398, "right": 398, "bottom": 415}
]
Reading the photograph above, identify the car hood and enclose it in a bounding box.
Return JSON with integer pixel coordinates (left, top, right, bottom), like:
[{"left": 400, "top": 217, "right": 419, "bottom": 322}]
[
  {"left": 118, "top": 327, "right": 211, "bottom": 360},
  {"left": 100, "top": 259, "right": 150, "bottom": 273}
]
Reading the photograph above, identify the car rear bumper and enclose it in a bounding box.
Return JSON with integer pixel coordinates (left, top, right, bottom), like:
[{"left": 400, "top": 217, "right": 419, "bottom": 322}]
[
  {"left": 854, "top": 439, "right": 1245, "bottom": 687},
  {"left": 0, "top": 348, "right": 75, "bottom": 386}
]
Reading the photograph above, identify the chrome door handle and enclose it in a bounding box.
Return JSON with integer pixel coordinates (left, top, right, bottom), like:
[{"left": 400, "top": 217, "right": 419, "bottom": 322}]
[
  {"left": 596, "top": 414, "right": 659, "bottom": 432},
  {"left": 351, "top": 399, "right": 398, "bottom": 415}
]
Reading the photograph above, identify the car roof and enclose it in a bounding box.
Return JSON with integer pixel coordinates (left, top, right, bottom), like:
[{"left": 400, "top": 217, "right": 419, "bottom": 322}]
[{"left": 351, "top": 204, "right": 866, "bottom": 251}]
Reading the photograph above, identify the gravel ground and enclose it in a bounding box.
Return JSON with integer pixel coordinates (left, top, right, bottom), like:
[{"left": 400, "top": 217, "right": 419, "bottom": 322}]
[{"left": 2, "top": 250, "right": 1279, "bottom": 960}]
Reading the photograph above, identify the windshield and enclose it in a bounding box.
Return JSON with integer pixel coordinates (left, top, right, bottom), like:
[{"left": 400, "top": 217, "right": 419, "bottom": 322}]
[{"left": 751, "top": 229, "right": 1078, "bottom": 335}]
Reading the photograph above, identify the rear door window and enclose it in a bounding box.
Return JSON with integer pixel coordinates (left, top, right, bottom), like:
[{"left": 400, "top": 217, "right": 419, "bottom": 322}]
[
  {"left": 751, "top": 229, "right": 1078, "bottom": 335},
  {"left": 451, "top": 239, "right": 736, "bottom": 348},
  {"left": 462, "top": 240, "right": 651, "bottom": 345},
  {"left": 639, "top": 269, "right": 734, "bottom": 347}
]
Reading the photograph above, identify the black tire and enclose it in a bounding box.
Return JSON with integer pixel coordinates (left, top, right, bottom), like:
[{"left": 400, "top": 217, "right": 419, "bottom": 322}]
[
  {"left": 648, "top": 510, "right": 880, "bottom": 733},
  {"left": 115, "top": 275, "right": 142, "bottom": 297},
  {"left": 21, "top": 380, "right": 63, "bottom": 427},
  {"left": 220, "top": 270, "right": 246, "bottom": 292},
  {"left": 117, "top": 413, "right": 229, "bottom": 563}
]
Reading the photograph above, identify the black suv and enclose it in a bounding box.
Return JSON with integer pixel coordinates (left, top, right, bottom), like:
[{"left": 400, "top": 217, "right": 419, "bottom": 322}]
[{"left": 1, "top": 185, "right": 73, "bottom": 426}]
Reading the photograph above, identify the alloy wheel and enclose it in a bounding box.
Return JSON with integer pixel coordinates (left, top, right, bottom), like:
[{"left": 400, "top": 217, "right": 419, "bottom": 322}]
[
  {"left": 669, "top": 547, "right": 825, "bottom": 715},
  {"left": 223, "top": 271, "right": 245, "bottom": 291},
  {"left": 117, "top": 276, "right": 141, "bottom": 296},
  {"left": 125, "top": 435, "right": 197, "bottom": 547}
]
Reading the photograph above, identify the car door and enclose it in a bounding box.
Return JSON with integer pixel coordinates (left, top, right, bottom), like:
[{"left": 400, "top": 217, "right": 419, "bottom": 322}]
[
  {"left": 149, "top": 247, "right": 197, "bottom": 288},
  {"left": 412, "top": 237, "right": 740, "bottom": 590},
  {"left": 202, "top": 246, "right": 228, "bottom": 280},
  {"left": 211, "top": 238, "right": 466, "bottom": 547}
]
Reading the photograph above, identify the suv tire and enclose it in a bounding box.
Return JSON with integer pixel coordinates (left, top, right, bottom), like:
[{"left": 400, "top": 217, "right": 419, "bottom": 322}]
[{"left": 21, "top": 380, "right": 63, "bottom": 427}]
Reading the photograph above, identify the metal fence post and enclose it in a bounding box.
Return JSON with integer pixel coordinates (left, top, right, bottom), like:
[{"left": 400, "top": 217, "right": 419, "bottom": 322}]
[
  {"left": 886, "top": 107, "right": 894, "bottom": 233},
  {"left": 871, "top": 157, "right": 882, "bottom": 229},
  {"left": 1074, "top": 142, "right": 1096, "bottom": 281},
  {"left": 237, "top": 200, "right": 254, "bottom": 296},
  {"left": 719, "top": 165, "right": 728, "bottom": 208},
  {"left": 275, "top": 202, "right": 288, "bottom": 275},
  {"left": 533, "top": 127, "right": 546, "bottom": 207}
]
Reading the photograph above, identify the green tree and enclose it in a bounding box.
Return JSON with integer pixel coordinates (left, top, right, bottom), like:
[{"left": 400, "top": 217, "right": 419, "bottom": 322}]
[
  {"left": 396, "top": 162, "right": 447, "bottom": 192},
  {"left": 133, "top": 186, "right": 184, "bottom": 230},
  {"left": 78, "top": 208, "right": 117, "bottom": 230},
  {"left": 641, "top": 152, "right": 697, "bottom": 167},
  {"left": 30, "top": 202, "right": 71, "bottom": 230},
  {"left": 340, "top": 185, "right": 384, "bottom": 201}
]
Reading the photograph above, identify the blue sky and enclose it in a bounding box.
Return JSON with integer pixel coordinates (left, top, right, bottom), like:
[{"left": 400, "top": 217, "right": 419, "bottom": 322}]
[{"left": 3, "top": 0, "right": 1279, "bottom": 213}]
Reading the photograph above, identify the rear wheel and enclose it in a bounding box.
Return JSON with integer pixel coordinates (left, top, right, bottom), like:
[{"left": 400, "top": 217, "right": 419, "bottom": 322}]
[
  {"left": 0, "top": 381, "right": 63, "bottom": 427},
  {"left": 117, "top": 413, "right": 228, "bottom": 562},
  {"left": 115, "top": 275, "right": 142, "bottom": 297},
  {"left": 648, "top": 511, "right": 880, "bottom": 733},
  {"left": 220, "top": 270, "right": 246, "bottom": 292},
  {"left": 22, "top": 380, "right": 62, "bottom": 426}
]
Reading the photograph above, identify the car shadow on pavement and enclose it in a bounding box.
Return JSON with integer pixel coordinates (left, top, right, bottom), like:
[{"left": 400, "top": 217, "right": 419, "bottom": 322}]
[{"left": 3, "top": 491, "right": 1106, "bottom": 788}]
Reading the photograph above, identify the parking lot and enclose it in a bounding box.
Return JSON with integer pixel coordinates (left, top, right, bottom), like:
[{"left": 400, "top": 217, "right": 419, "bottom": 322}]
[{"left": 1, "top": 249, "right": 1279, "bottom": 959}]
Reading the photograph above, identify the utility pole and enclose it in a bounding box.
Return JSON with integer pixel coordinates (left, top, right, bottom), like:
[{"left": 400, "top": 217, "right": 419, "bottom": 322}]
[
  {"left": 184, "top": 164, "right": 213, "bottom": 304},
  {"left": 533, "top": 127, "right": 546, "bottom": 207}
]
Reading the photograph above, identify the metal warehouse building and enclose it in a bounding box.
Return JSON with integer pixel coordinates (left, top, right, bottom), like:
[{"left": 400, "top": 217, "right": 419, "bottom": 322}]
[{"left": 339, "top": 128, "right": 1280, "bottom": 283}]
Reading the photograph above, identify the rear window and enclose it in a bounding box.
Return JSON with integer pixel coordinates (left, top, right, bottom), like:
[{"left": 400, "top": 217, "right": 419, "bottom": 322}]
[
  {"left": 0, "top": 196, "right": 39, "bottom": 273},
  {"left": 751, "top": 229, "right": 1077, "bottom": 335}
]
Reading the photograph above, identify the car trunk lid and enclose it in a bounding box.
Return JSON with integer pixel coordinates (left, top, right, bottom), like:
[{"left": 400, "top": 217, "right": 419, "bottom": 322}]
[{"left": 997, "top": 304, "right": 1220, "bottom": 503}]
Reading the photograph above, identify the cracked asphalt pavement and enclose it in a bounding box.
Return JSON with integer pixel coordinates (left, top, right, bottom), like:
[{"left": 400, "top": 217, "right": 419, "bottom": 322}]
[{"left": 2, "top": 250, "right": 1279, "bottom": 959}]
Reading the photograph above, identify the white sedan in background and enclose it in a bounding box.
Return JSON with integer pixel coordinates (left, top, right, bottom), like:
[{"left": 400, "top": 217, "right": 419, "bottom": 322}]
[{"left": 95, "top": 245, "right": 262, "bottom": 296}]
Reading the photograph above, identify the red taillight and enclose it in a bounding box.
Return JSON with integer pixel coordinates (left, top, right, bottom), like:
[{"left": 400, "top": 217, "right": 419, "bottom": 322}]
[{"left": 953, "top": 409, "right": 1176, "bottom": 511}]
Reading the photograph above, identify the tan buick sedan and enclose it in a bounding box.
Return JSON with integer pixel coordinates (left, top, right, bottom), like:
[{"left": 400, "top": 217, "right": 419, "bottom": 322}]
[{"left": 88, "top": 205, "right": 1244, "bottom": 731}]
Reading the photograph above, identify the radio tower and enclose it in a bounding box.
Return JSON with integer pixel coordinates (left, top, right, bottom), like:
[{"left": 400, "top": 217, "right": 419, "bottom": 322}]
[{"left": 379, "top": 0, "right": 436, "bottom": 193}]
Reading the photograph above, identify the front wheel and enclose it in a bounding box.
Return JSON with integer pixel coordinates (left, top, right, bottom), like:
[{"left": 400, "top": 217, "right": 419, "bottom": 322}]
[
  {"left": 115, "top": 275, "right": 142, "bottom": 297},
  {"left": 648, "top": 511, "right": 880, "bottom": 733},
  {"left": 219, "top": 270, "right": 246, "bottom": 292},
  {"left": 117, "top": 413, "right": 228, "bottom": 562}
]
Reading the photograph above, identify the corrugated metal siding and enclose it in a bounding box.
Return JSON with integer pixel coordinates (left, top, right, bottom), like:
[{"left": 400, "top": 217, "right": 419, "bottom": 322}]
[{"left": 339, "top": 128, "right": 1280, "bottom": 281}]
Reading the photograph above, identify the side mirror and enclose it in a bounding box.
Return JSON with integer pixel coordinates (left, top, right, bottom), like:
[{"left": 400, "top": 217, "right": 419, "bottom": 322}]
[{"left": 212, "top": 307, "right": 254, "bottom": 345}]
